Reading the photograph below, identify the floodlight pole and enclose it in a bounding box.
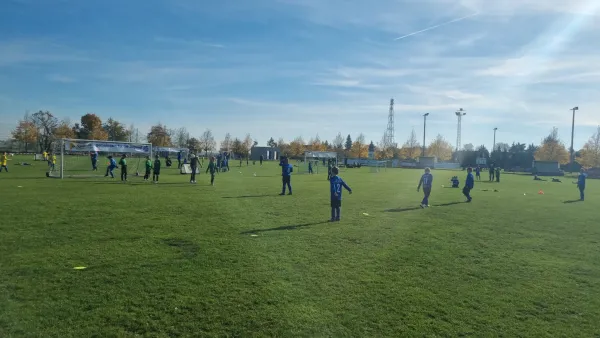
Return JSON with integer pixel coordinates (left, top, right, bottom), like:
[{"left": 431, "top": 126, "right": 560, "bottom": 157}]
[
  {"left": 422, "top": 113, "right": 429, "bottom": 157},
  {"left": 455, "top": 108, "right": 466, "bottom": 153},
  {"left": 569, "top": 106, "right": 578, "bottom": 171}
]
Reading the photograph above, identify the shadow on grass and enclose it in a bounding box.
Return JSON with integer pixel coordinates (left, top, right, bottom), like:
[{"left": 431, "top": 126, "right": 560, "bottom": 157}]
[
  {"left": 223, "top": 195, "right": 276, "bottom": 199},
  {"left": 241, "top": 221, "right": 329, "bottom": 234},
  {"left": 385, "top": 201, "right": 464, "bottom": 213},
  {"left": 563, "top": 199, "right": 583, "bottom": 204},
  {"left": 0, "top": 176, "right": 48, "bottom": 180}
]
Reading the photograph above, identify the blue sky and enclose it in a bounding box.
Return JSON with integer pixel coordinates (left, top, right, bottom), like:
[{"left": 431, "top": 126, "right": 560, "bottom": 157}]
[{"left": 1, "top": 0, "right": 599, "bottom": 149}]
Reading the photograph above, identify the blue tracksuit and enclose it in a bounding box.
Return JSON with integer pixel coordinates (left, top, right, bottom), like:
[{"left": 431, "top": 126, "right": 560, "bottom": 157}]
[
  {"left": 463, "top": 172, "right": 474, "bottom": 201},
  {"left": 330, "top": 175, "right": 351, "bottom": 220},
  {"left": 280, "top": 163, "right": 293, "bottom": 194},
  {"left": 578, "top": 173, "right": 587, "bottom": 200},
  {"left": 91, "top": 152, "right": 98, "bottom": 170},
  {"left": 418, "top": 173, "right": 433, "bottom": 206}
]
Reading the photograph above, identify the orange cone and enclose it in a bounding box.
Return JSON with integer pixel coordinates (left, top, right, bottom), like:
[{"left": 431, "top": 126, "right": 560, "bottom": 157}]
[{"left": 538, "top": 190, "right": 544, "bottom": 195}]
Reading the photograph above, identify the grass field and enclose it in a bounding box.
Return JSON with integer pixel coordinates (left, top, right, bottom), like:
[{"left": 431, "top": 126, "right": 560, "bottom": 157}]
[{"left": 1, "top": 155, "right": 599, "bottom": 337}]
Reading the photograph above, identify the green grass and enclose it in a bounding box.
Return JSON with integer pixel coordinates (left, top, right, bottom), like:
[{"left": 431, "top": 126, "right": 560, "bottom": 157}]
[{"left": 1, "top": 155, "right": 599, "bottom": 337}]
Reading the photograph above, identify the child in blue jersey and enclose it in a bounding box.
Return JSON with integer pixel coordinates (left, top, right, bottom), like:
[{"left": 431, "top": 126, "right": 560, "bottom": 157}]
[
  {"left": 463, "top": 167, "right": 475, "bottom": 202},
  {"left": 279, "top": 157, "right": 293, "bottom": 195},
  {"left": 417, "top": 167, "right": 433, "bottom": 208},
  {"left": 577, "top": 168, "right": 587, "bottom": 201},
  {"left": 475, "top": 166, "right": 481, "bottom": 180},
  {"left": 104, "top": 156, "right": 117, "bottom": 178},
  {"left": 91, "top": 151, "right": 98, "bottom": 171},
  {"left": 329, "top": 167, "right": 352, "bottom": 221}
]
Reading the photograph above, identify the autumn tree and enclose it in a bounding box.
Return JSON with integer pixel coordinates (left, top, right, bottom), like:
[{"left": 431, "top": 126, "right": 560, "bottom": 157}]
[
  {"left": 54, "top": 120, "right": 75, "bottom": 139},
  {"left": 289, "top": 136, "right": 305, "bottom": 157},
  {"left": 11, "top": 119, "right": 37, "bottom": 152},
  {"left": 103, "top": 118, "right": 130, "bottom": 142},
  {"left": 309, "top": 134, "right": 324, "bottom": 151},
  {"left": 534, "top": 127, "right": 569, "bottom": 164},
  {"left": 427, "top": 134, "right": 453, "bottom": 161},
  {"left": 199, "top": 129, "right": 216, "bottom": 157},
  {"left": 147, "top": 124, "right": 172, "bottom": 147},
  {"left": 399, "top": 128, "right": 421, "bottom": 159},
  {"left": 351, "top": 133, "right": 367, "bottom": 158},
  {"left": 30, "top": 110, "right": 58, "bottom": 152},
  {"left": 73, "top": 113, "right": 107, "bottom": 140},
  {"left": 579, "top": 126, "right": 600, "bottom": 168},
  {"left": 463, "top": 143, "right": 475, "bottom": 152}
]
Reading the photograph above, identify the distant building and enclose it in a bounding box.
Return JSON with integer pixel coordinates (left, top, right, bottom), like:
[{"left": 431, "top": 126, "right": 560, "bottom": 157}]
[
  {"left": 533, "top": 160, "right": 563, "bottom": 176},
  {"left": 250, "top": 147, "right": 280, "bottom": 161}
]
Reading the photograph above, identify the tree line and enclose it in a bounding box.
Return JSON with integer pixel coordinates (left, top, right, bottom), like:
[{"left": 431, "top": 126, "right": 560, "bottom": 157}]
[{"left": 10, "top": 111, "right": 600, "bottom": 168}]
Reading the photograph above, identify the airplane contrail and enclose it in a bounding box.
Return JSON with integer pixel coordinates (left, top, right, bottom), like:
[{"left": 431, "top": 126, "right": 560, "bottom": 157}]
[{"left": 394, "top": 12, "right": 479, "bottom": 41}]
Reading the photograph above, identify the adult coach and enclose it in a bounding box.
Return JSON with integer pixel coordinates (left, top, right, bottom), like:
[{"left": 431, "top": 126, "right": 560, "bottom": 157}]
[
  {"left": 190, "top": 154, "right": 200, "bottom": 184},
  {"left": 279, "top": 156, "right": 293, "bottom": 195}
]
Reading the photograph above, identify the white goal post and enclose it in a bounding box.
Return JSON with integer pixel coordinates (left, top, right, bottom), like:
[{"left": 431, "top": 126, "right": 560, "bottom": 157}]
[{"left": 50, "top": 138, "right": 153, "bottom": 179}]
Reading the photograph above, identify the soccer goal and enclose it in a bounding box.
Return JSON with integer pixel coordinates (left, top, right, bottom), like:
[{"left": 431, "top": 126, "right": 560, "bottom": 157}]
[
  {"left": 297, "top": 151, "right": 338, "bottom": 174},
  {"left": 49, "top": 139, "right": 153, "bottom": 179},
  {"left": 369, "top": 160, "right": 388, "bottom": 173}
]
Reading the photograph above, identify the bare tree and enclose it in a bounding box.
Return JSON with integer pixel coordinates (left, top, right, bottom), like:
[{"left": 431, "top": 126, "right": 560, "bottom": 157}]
[
  {"left": 30, "top": 111, "right": 58, "bottom": 152},
  {"left": 243, "top": 134, "right": 253, "bottom": 164},
  {"left": 220, "top": 133, "right": 232, "bottom": 152},
  {"left": 174, "top": 127, "right": 189, "bottom": 148},
  {"left": 199, "top": 129, "right": 216, "bottom": 157},
  {"left": 400, "top": 128, "right": 421, "bottom": 159}
]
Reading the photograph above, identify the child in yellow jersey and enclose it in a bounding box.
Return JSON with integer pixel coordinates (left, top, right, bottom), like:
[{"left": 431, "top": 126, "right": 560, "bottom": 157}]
[
  {"left": 42, "top": 151, "right": 48, "bottom": 161},
  {"left": 50, "top": 153, "right": 57, "bottom": 171},
  {"left": 0, "top": 152, "right": 8, "bottom": 172}
]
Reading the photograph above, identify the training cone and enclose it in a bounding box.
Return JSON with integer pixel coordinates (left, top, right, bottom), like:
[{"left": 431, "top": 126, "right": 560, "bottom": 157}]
[{"left": 538, "top": 190, "right": 544, "bottom": 195}]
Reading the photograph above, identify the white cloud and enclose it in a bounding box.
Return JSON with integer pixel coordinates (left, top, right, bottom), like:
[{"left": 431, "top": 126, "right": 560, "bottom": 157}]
[{"left": 46, "top": 74, "right": 77, "bottom": 83}]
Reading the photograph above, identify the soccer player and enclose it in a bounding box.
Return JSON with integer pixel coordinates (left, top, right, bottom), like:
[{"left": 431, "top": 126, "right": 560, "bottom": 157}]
[
  {"left": 51, "top": 153, "right": 57, "bottom": 171},
  {"left": 119, "top": 154, "right": 128, "bottom": 182},
  {"left": 279, "top": 157, "right": 293, "bottom": 195},
  {"left": 464, "top": 167, "right": 475, "bottom": 202},
  {"left": 153, "top": 155, "right": 161, "bottom": 183},
  {"left": 417, "top": 167, "right": 433, "bottom": 208},
  {"left": 329, "top": 166, "right": 352, "bottom": 222},
  {"left": 308, "top": 161, "right": 314, "bottom": 174},
  {"left": 260, "top": 155, "right": 264, "bottom": 166},
  {"left": 91, "top": 151, "right": 98, "bottom": 171},
  {"left": 577, "top": 168, "right": 587, "bottom": 201},
  {"left": 475, "top": 166, "right": 481, "bottom": 180},
  {"left": 489, "top": 164, "right": 495, "bottom": 182},
  {"left": 0, "top": 152, "right": 8, "bottom": 172},
  {"left": 42, "top": 151, "right": 48, "bottom": 162},
  {"left": 105, "top": 156, "right": 117, "bottom": 178},
  {"left": 177, "top": 151, "right": 182, "bottom": 169},
  {"left": 327, "top": 160, "right": 333, "bottom": 180},
  {"left": 495, "top": 167, "right": 501, "bottom": 182},
  {"left": 206, "top": 156, "right": 218, "bottom": 186},
  {"left": 143, "top": 156, "right": 152, "bottom": 181},
  {"left": 190, "top": 154, "right": 200, "bottom": 183}
]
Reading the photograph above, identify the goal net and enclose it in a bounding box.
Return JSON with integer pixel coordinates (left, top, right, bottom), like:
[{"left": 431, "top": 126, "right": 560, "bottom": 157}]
[
  {"left": 296, "top": 151, "right": 338, "bottom": 175},
  {"left": 369, "top": 160, "right": 388, "bottom": 173},
  {"left": 49, "top": 139, "right": 153, "bottom": 179}
]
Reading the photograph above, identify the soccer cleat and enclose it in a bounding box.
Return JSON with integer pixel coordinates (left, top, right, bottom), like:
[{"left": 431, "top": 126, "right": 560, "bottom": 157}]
[
  {"left": 287, "top": 192, "right": 292, "bottom": 195},
  {"left": 329, "top": 219, "right": 336, "bottom": 222},
  {"left": 335, "top": 218, "right": 341, "bottom": 222},
  {"left": 279, "top": 193, "right": 285, "bottom": 196},
  {"left": 420, "top": 204, "right": 425, "bottom": 209}
]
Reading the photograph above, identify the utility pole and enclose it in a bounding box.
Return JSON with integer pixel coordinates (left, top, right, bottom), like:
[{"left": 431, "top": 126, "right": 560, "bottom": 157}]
[
  {"left": 422, "top": 113, "right": 429, "bottom": 157},
  {"left": 569, "top": 107, "right": 579, "bottom": 171},
  {"left": 493, "top": 127, "right": 498, "bottom": 152}
]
